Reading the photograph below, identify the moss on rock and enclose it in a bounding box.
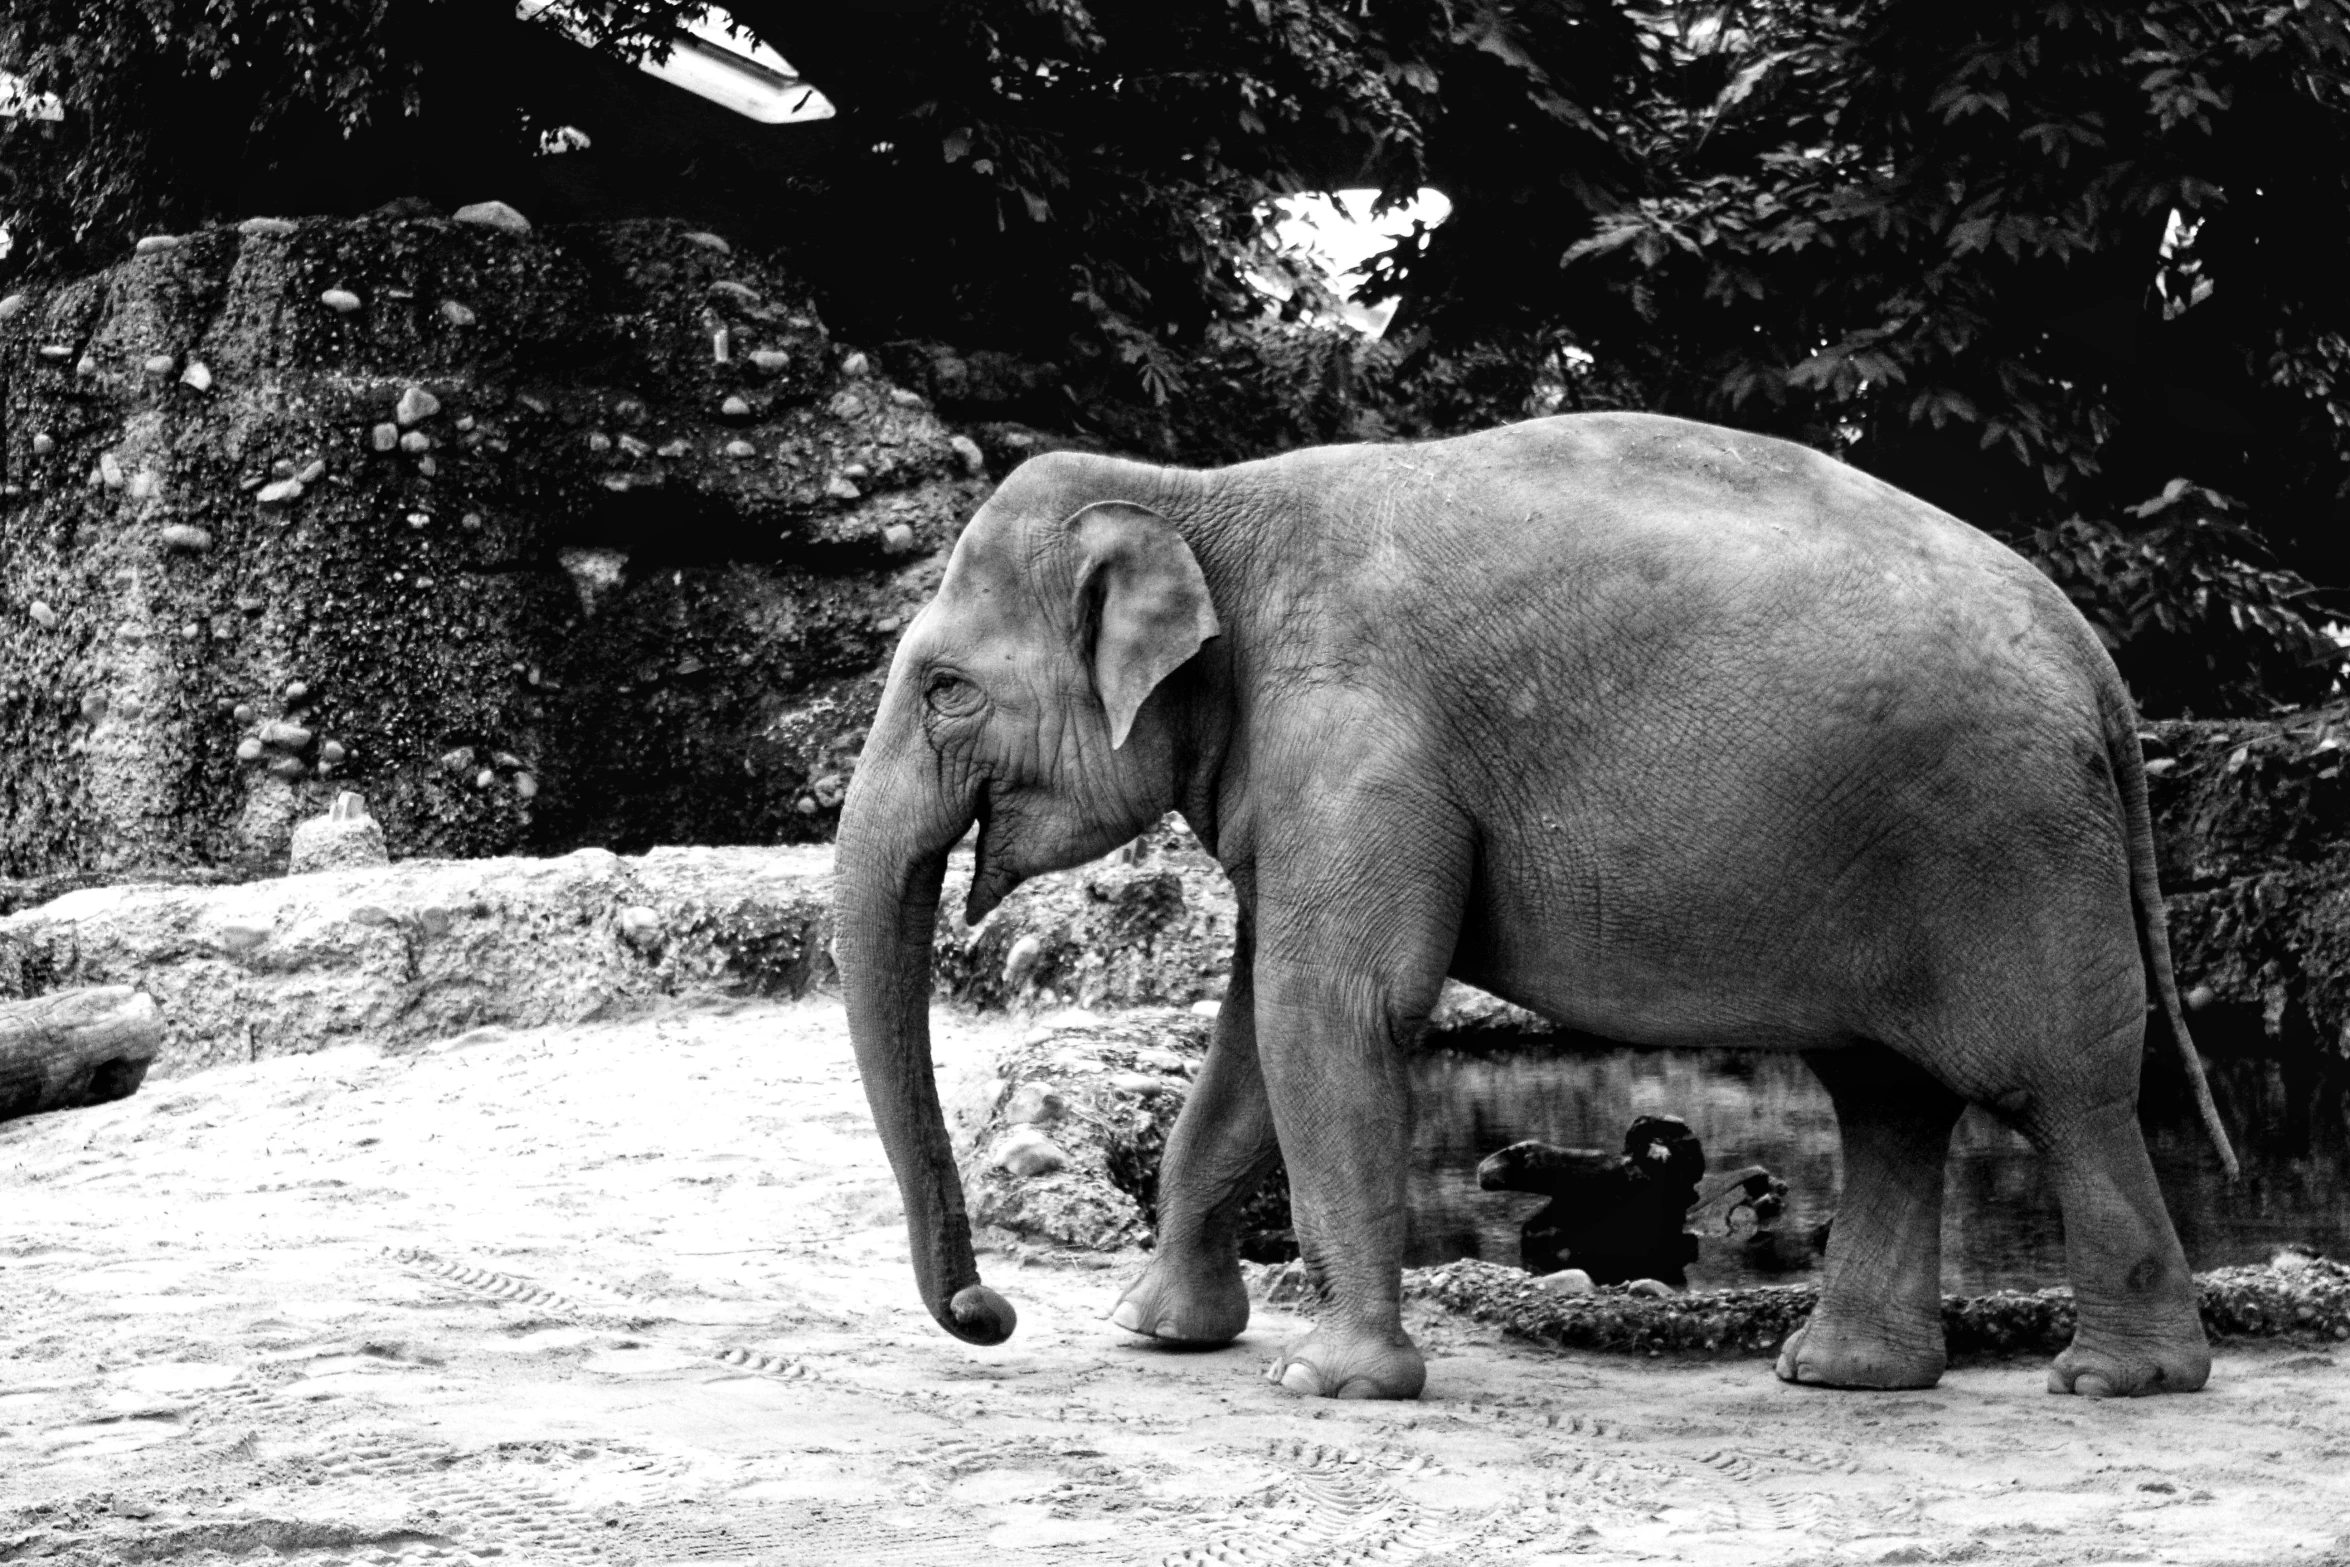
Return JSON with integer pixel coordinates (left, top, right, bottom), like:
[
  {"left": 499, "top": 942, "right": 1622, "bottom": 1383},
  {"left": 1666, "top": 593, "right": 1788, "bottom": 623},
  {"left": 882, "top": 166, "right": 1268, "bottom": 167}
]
[{"left": 1405, "top": 1254, "right": 2350, "bottom": 1361}]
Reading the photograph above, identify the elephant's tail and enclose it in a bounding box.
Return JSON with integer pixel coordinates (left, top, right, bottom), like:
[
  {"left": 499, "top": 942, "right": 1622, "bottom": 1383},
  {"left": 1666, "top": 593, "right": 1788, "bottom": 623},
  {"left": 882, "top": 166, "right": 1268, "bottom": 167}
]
[{"left": 2106, "top": 689, "right": 2239, "bottom": 1180}]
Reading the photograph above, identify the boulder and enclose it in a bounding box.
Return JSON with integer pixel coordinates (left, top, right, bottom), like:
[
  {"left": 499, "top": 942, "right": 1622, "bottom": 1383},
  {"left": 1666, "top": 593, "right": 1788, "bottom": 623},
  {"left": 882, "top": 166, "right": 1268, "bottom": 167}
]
[
  {"left": 931, "top": 819, "right": 1236, "bottom": 1013},
  {"left": 951, "top": 1008, "right": 1294, "bottom": 1257},
  {"left": 0, "top": 214, "right": 984, "bottom": 878},
  {"left": 0, "top": 986, "right": 162, "bottom": 1122}
]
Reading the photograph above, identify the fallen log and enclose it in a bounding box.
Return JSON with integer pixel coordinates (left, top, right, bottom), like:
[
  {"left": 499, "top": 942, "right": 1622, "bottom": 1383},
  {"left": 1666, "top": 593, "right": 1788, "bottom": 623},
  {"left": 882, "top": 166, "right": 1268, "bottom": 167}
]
[{"left": 0, "top": 987, "right": 163, "bottom": 1123}]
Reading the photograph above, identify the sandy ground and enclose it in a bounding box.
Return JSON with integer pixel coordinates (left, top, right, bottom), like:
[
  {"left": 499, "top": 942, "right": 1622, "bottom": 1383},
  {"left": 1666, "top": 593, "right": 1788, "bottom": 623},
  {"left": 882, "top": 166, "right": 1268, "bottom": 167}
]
[{"left": 5, "top": 998, "right": 2350, "bottom": 1567}]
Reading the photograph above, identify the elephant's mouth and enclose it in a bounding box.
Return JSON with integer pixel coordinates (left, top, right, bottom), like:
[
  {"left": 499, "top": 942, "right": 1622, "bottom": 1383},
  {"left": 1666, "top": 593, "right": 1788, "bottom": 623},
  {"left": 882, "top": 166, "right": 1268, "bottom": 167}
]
[{"left": 964, "top": 790, "right": 1017, "bottom": 924}]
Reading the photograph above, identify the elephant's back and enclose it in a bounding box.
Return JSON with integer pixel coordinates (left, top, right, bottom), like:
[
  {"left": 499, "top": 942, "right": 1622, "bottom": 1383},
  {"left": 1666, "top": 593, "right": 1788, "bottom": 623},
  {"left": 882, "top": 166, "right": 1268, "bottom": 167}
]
[
  {"left": 1242, "top": 411, "right": 2105, "bottom": 737},
  {"left": 1269, "top": 411, "right": 2022, "bottom": 586}
]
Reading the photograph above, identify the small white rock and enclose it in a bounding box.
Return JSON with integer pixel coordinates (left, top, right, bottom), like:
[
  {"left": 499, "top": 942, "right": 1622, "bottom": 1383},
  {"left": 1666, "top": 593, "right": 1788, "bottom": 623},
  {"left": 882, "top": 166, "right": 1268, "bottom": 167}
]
[
  {"left": 616, "top": 905, "right": 663, "bottom": 949},
  {"left": 1003, "top": 932, "right": 1045, "bottom": 987},
  {"left": 396, "top": 386, "right": 442, "bottom": 425},
  {"left": 1002, "top": 1082, "right": 1062, "bottom": 1126},
  {"left": 256, "top": 478, "right": 303, "bottom": 505},
  {"left": 29, "top": 433, "right": 53, "bottom": 456},
  {"left": 683, "top": 230, "right": 732, "bottom": 254},
  {"left": 880, "top": 522, "right": 915, "bottom": 554},
  {"left": 439, "top": 299, "right": 477, "bottom": 327},
  {"left": 370, "top": 422, "right": 399, "bottom": 452},
  {"left": 453, "top": 200, "right": 531, "bottom": 234},
  {"left": 98, "top": 453, "right": 124, "bottom": 490},
  {"left": 27, "top": 601, "right": 56, "bottom": 628},
  {"left": 839, "top": 350, "right": 870, "bottom": 377},
  {"left": 826, "top": 475, "right": 862, "bottom": 501},
  {"left": 134, "top": 234, "right": 180, "bottom": 256},
  {"left": 720, "top": 394, "right": 751, "bottom": 418},
  {"left": 296, "top": 458, "right": 326, "bottom": 484},
  {"left": 180, "top": 360, "right": 212, "bottom": 392},
  {"left": 1535, "top": 1268, "right": 1595, "bottom": 1296},
  {"left": 947, "top": 433, "right": 986, "bottom": 474},
  {"left": 0, "top": 293, "right": 24, "bottom": 320},
  {"left": 237, "top": 217, "right": 297, "bottom": 237},
  {"left": 990, "top": 1124, "right": 1067, "bottom": 1179},
  {"left": 142, "top": 353, "right": 175, "bottom": 375},
  {"left": 320, "top": 288, "right": 362, "bottom": 313},
  {"left": 724, "top": 439, "right": 756, "bottom": 459}
]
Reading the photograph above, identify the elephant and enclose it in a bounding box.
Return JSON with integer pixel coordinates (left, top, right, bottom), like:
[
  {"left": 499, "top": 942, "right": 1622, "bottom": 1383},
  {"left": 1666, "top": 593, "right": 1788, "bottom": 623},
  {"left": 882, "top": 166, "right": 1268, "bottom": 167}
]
[{"left": 833, "top": 410, "right": 2238, "bottom": 1402}]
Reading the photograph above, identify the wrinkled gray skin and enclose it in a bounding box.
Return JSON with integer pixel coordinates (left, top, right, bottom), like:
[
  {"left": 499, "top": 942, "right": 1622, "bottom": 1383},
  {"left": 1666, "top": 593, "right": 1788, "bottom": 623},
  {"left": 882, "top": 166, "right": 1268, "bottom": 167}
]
[{"left": 834, "top": 411, "right": 2237, "bottom": 1402}]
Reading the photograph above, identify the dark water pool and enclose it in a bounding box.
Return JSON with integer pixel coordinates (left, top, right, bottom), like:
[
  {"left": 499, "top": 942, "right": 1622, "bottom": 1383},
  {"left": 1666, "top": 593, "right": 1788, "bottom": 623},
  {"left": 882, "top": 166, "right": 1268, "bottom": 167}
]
[{"left": 1404, "top": 1047, "right": 2350, "bottom": 1294}]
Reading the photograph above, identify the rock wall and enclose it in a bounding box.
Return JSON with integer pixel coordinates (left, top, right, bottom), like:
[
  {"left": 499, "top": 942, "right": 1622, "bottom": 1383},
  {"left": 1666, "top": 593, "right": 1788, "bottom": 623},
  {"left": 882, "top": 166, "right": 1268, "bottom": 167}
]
[{"left": 0, "top": 208, "right": 987, "bottom": 878}]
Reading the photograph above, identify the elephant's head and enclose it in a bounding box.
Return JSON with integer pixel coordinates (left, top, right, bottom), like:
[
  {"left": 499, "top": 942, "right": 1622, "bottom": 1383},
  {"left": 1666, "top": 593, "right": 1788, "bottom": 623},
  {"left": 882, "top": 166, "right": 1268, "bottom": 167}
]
[{"left": 832, "top": 454, "right": 1223, "bottom": 1345}]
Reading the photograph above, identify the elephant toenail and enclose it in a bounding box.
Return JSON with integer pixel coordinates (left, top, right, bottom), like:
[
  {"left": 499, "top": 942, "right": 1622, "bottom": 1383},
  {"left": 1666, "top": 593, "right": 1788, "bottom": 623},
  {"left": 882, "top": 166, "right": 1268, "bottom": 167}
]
[
  {"left": 1109, "top": 1301, "right": 1146, "bottom": 1333},
  {"left": 1280, "top": 1363, "right": 1322, "bottom": 1395}
]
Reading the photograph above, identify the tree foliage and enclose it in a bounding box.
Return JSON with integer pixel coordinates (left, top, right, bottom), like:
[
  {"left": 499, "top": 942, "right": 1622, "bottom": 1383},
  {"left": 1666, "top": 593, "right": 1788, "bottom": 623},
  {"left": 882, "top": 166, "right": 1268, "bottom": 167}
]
[
  {"left": 1557, "top": 2, "right": 2350, "bottom": 587},
  {"left": 4, "top": 0, "right": 2346, "bottom": 713},
  {"left": 2031, "top": 481, "right": 2340, "bottom": 716}
]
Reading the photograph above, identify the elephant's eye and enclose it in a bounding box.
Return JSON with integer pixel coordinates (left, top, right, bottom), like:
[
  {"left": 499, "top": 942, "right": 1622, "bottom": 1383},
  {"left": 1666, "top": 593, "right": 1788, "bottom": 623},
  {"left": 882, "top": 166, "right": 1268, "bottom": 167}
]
[{"left": 925, "top": 672, "right": 983, "bottom": 716}]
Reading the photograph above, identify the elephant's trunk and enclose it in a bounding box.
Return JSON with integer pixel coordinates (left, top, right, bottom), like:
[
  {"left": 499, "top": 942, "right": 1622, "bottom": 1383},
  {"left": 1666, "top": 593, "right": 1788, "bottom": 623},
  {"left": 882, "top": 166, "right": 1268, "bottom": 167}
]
[{"left": 833, "top": 764, "right": 1016, "bottom": 1346}]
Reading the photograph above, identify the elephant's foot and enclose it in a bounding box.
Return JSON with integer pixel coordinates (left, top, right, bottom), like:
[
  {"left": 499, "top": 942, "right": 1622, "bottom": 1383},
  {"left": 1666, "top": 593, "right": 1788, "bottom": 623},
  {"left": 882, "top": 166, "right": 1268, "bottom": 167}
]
[
  {"left": 1775, "top": 1314, "right": 1945, "bottom": 1390},
  {"left": 1109, "top": 1256, "right": 1249, "bottom": 1347},
  {"left": 1265, "top": 1325, "right": 1426, "bottom": 1400},
  {"left": 2046, "top": 1334, "right": 2210, "bottom": 1397}
]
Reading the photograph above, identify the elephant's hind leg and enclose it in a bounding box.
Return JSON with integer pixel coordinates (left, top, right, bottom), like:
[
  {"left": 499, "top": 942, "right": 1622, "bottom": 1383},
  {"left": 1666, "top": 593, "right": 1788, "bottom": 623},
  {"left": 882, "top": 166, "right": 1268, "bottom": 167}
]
[
  {"left": 1779, "top": 1044, "right": 1963, "bottom": 1390},
  {"left": 1111, "top": 910, "right": 1278, "bottom": 1348},
  {"left": 2025, "top": 1089, "right": 2209, "bottom": 1396}
]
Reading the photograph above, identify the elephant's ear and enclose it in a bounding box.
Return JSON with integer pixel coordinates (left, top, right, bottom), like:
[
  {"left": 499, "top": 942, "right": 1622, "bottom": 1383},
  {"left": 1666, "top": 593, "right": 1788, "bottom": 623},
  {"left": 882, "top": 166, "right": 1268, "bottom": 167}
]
[{"left": 1065, "top": 501, "right": 1220, "bottom": 749}]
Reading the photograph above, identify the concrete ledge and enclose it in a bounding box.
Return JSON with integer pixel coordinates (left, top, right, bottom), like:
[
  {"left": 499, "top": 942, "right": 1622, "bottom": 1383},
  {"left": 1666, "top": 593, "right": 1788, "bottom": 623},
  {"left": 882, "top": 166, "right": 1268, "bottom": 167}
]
[{"left": 0, "top": 845, "right": 832, "bottom": 1076}]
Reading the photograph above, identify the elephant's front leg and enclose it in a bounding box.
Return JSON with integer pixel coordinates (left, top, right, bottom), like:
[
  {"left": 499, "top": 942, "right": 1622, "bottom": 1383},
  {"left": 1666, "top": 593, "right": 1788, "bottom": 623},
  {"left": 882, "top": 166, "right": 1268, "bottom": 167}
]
[
  {"left": 1251, "top": 852, "right": 1458, "bottom": 1400},
  {"left": 1112, "top": 909, "right": 1279, "bottom": 1347}
]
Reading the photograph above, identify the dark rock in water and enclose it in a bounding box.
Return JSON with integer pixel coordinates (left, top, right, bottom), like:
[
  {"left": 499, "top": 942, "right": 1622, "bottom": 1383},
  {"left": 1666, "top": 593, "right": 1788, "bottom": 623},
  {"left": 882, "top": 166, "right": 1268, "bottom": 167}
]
[
  {"left": 1478, "top": 1117, "right": 1706, "bottom": 1286},
  {"left": 0, "top": 216, "right": 983, "bottom": 876}
]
